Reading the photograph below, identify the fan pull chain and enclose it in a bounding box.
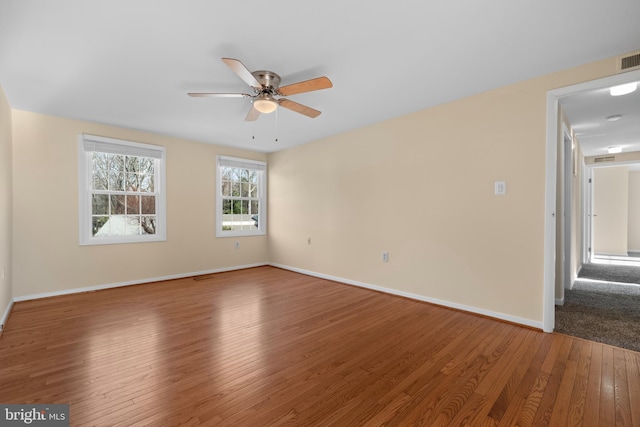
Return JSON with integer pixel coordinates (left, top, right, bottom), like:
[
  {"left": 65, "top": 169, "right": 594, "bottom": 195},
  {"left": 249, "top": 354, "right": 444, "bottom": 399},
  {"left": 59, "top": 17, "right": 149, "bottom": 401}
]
[
  {"left": 274, "top": 107, "right": 279, "bottom": 143},
  {"left": 251, "top": 111, "right": 256, "bottom": 142}
]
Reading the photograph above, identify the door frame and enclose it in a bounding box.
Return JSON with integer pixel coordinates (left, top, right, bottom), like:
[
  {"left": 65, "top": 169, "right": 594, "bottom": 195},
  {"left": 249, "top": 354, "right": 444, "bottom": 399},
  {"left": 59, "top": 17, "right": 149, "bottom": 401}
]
[
  {"left": 562, "top": 125, "right": 573, "bottom": 292},
  {"left": 543, "top": 68, "right": 640, "bottom": 333},
  {"left": 583, "top": 164, "right": 593, "bottom": 264}
]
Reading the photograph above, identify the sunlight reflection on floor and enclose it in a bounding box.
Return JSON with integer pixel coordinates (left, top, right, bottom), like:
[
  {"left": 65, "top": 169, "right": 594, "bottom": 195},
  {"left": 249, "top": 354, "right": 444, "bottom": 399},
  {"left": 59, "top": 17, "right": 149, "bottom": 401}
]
[{"left": 592, "top": 254, "right": 640, "bottom": 267}]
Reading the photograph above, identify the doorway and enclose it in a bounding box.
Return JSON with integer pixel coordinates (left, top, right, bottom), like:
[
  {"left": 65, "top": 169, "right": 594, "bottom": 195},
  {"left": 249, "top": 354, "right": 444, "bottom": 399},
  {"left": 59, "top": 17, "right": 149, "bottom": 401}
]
[
  {"left": 544, "top": 68, "right": 640, "bottom": 332},
  {"left": 591, "top": 164, "right": 640, "bottom": 262},
  {"left": 583, "top": 162, "right": 640, "bottom": 274}
]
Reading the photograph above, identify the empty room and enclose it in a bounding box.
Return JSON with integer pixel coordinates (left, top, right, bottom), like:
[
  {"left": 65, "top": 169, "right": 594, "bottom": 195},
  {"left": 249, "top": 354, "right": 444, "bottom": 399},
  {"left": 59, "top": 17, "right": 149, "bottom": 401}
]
[{"left": 1, "top": 1, "right": 640, "bottom": 425}]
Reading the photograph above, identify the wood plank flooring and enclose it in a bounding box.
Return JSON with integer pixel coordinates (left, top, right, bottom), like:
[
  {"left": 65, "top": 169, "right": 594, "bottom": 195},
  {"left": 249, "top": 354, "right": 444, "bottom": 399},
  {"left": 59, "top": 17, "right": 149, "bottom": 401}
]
[{"left": 1, "top": 266, "right": 639, "bottom": 426}]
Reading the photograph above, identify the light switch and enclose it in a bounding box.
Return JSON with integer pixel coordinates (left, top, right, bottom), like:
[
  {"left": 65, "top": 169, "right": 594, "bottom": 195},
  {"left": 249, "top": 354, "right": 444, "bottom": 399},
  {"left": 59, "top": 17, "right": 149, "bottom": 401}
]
[{"left": 494, "top": 181, "right": 506, "bottom": 195}]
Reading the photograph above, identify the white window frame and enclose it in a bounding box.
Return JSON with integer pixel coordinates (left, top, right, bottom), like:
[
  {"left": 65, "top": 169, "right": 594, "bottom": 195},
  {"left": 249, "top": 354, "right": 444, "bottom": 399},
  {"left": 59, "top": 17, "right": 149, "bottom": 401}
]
[
  {"left": 216, "top": 155, "right": 267, "bottom": 237},
  {"left": 78, "top": 134, "right": 167, "bottom": 245}
]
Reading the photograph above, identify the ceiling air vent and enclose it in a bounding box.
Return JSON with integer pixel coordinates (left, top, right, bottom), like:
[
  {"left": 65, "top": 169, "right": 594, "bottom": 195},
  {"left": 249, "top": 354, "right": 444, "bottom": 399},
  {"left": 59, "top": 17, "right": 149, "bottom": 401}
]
[
  {"left": 594, "top": 155, "right": 616, "bottom": 163},
  {"left": 617, "top": 50, "right": 640, "bottom": 72}
]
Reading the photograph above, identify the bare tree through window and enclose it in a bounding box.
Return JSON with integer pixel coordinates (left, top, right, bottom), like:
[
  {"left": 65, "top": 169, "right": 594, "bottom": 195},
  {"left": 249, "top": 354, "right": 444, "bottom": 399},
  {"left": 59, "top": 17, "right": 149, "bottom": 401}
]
[{"left": 91, "top": 153, "right": 157, "bottom": 237}]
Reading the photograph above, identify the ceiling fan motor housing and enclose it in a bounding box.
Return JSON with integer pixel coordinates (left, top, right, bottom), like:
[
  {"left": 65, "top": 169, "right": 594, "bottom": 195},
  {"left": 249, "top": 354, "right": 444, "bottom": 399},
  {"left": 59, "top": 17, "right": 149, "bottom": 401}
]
[{"left": 252, "top": 70, "right": 281, "bottom": 93}]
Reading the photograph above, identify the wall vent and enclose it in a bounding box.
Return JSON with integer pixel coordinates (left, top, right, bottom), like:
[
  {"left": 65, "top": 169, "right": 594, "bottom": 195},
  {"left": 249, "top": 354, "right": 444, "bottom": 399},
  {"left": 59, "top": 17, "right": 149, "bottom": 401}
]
[
  {"left": 593, "top": 155, "right": 616, "bottom": 163},
  {"left": 617, "top": 50, "right": 640, "bottom": 73}
]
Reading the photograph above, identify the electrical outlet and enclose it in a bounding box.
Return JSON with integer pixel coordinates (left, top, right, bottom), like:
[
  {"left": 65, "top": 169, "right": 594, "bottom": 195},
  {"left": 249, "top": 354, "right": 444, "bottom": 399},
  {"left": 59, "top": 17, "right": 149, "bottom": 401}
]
[
  {"left": 494, "top": 181, "right": 506, "bottom": 195},
  {"left": 382, "top": 251, "right": 389, "bottom": 262},
  {"left": 234, "top": 241, "right": 240, "bottom": 249}
]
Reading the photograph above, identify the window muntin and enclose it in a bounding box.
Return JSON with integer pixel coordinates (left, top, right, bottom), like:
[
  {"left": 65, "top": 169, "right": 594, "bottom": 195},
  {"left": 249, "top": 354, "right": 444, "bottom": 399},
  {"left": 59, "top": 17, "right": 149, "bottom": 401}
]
[
  {"left": 216, "top": 156, "right": 266, "bottom": 237},
  {"left": 90, "top": 153, "right": 156, "bottom": 236},
  {"left": 79, "top": 134, "right": 166, "bottom": 245}
]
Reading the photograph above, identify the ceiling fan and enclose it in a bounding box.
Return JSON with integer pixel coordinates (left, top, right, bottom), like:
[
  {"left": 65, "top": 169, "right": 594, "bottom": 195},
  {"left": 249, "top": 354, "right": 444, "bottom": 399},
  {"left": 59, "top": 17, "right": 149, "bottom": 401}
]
[{"left": 188, "top": 58, "right": 333, "bottom": 121}]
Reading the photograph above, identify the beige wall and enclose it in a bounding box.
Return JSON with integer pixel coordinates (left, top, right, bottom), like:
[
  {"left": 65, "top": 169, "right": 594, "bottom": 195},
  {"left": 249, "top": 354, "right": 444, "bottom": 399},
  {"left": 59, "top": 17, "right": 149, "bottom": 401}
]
[
  {"left": 554, "top": 110, "right": 584, "bottom": 301},
  {"left": 593, "top": 166, "right": 629, "bottom": 255},
  {"left": 268, "top": 57, "right": 619, "bottom": 325},
  {"left": 11, "top": 111, "right": 268, "bottom": 297},
  {"left": 571, "top": 141, "right": 584, "bottom": 285},
  {"left": 0, "top": 86, "right": 12, "bottom": 328},
  {"left": 555, "top": 110, "right": 569, "bottom": 300},
  {"left": 627, "top": 171, "right": 640, "bottom": 251}
]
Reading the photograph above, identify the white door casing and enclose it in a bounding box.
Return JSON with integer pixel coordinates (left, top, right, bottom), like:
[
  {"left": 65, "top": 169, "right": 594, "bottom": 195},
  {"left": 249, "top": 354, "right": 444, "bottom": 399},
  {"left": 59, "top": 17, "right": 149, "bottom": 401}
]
[{"left": 543, "top": 69, "right": 640, "bottom": 333}]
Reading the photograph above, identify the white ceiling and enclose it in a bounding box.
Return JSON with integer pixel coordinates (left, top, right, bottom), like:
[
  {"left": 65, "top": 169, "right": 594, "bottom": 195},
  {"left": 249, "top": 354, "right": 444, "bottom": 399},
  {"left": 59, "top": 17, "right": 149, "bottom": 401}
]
[
  {"left": 1, "top": 0, "right": 639, "bottom": 153},
  {"left": 560, "top": 77, "right": 640, "bottom": 157}
]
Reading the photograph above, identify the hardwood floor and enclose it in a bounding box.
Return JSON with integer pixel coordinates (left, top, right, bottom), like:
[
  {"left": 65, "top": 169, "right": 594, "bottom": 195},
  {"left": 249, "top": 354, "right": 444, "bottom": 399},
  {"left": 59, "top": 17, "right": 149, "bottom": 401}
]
[{"left": 1, "top": 266, "right": 639, "bottom": 426}]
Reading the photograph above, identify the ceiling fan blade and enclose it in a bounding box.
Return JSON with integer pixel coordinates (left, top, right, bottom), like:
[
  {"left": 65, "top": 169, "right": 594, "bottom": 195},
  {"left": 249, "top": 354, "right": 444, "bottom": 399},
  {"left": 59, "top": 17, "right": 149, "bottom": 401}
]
[
  {"left": 222, "top": 58, "right": 262, "bottom": 88},
  {"left": 188, "top": 92, "right": 251, "bottom": 98},
  {"left": 278, "top": 76, "right": 332, "bottom": 96},
  {"left": 245, "top": 106, "right": 261, "bottom": 121},
  {"left": 279, "top": 99, "right": 321, "bottom": 118}
]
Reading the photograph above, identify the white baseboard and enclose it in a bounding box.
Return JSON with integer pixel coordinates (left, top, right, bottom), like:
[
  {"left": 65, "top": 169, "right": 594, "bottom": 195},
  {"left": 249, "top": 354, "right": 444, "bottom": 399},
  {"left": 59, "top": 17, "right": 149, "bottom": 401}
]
[
  {"left": 270, "top": 263, "right": 544, "bottom": 331},
  {"left": 1, "top": 298, "right": 14, "bottom": 333},
  {"left": 555, "top": 297, "right": 565, "bottom": 306},
  {"left": 12, "top": 262, "right": 268, "bottom": 302}
]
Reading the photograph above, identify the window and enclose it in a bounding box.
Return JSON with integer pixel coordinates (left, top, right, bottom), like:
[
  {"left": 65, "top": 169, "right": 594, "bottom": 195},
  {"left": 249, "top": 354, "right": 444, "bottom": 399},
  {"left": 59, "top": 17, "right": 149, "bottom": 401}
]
[
  {"left": 216, "top": 155, "right": 266, "bottom": 237},
  {"left": 78, "top": 134, "right": 166, "bottom": 245}
]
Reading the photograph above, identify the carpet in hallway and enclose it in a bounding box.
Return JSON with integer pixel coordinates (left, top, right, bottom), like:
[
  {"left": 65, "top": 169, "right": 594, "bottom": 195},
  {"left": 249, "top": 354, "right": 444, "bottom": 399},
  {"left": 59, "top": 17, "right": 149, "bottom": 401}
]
[
  {"left": 555, "top": 280, "right": 640, "bottom": 352},
  {"left": 578, "top": 262, "right": 640, "bottom": 284}
]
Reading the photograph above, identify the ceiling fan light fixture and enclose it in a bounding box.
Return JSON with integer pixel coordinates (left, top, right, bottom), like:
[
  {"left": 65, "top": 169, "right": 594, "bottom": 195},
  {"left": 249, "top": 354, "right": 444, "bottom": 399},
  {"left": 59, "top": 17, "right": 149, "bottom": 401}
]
[
  {"left": 609, "top": 82, "right": 637, "bottom": 96},
  {"left": 608, "top": 146, "right": 623, "bottom": 154},
  {"left": 253, "top": 95, "right": 278, "bottom": 114}
]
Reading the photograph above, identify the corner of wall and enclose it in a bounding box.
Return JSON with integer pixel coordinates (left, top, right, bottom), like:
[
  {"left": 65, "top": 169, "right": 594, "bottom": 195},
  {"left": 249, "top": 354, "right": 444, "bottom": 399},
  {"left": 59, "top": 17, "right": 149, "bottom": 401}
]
[{"left": 0, "top": 83, "right": 14, "bottom": 332}]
